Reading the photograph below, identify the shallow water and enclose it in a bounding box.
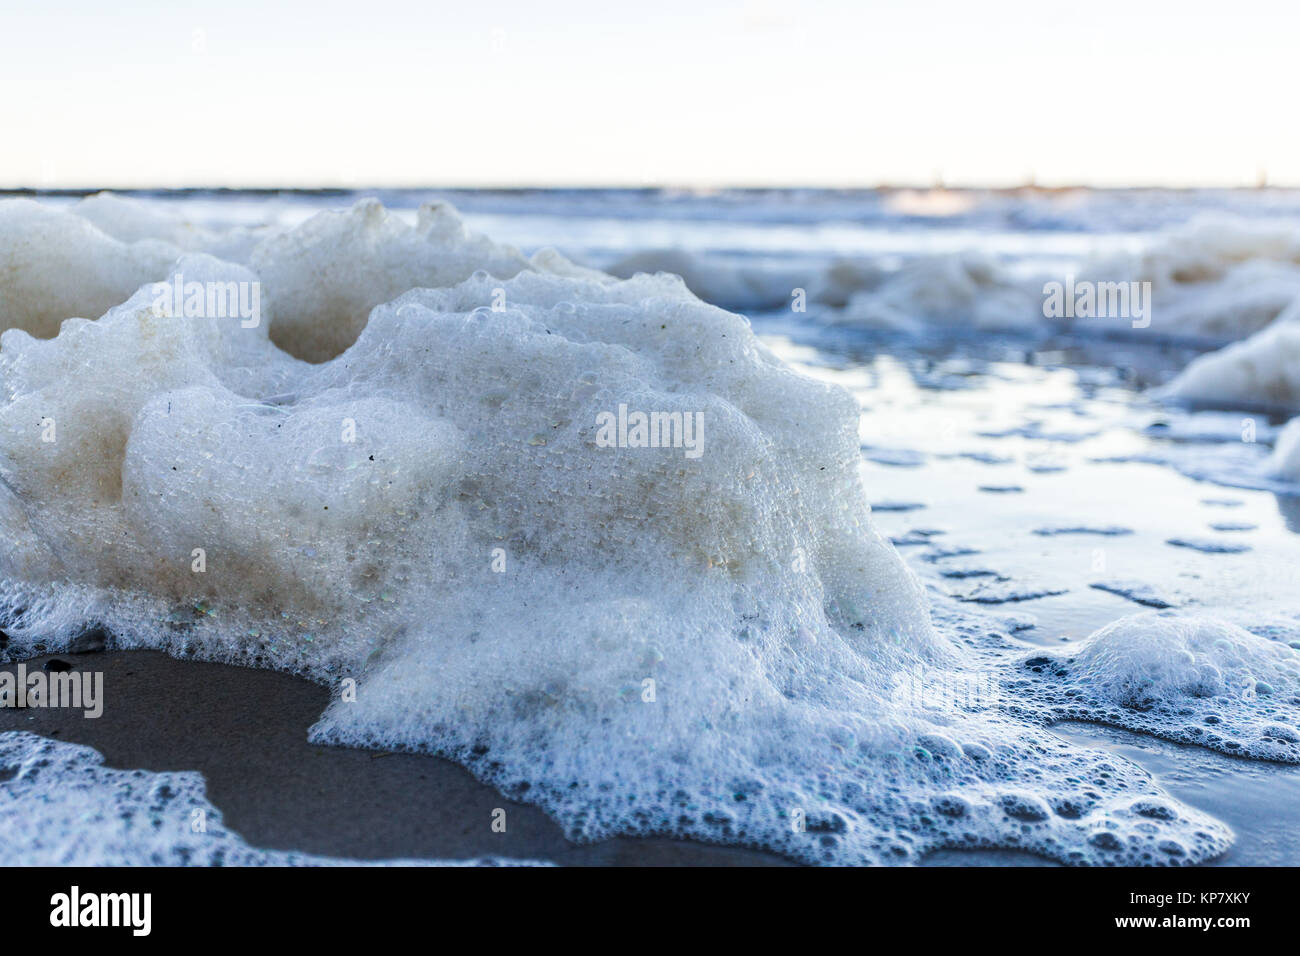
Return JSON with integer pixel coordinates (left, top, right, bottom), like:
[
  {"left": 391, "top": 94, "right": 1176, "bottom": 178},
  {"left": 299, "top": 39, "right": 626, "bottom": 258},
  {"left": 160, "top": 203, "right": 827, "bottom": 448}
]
[
  {"left": 758, "top": 321, "right": 1300, "bottom": 866},
  {"left": 757, "top": 322, "right": 1300, "bottom": 644}
]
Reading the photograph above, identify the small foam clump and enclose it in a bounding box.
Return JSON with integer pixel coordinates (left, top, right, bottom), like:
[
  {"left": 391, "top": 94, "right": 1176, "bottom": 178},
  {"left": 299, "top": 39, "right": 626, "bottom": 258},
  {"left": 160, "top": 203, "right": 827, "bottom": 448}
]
[
  {"left": 1022, "top": 612, "right": 1300, "bottom": 761},
  {"left": 837, "top": 252, "right": 1040, "bottom": 333},
  {"left": 1085, "top": 218, "right": 1300, "bottom": 340},
  {"left": 1122, "top": 217, "right": 1300, "bottom": 288},
  {"left": 1162, "top": 314, "right": 1300, "bottom": 411},
  {"left": 1268, "top": 417, "right": 1300, "bottom": 482}
]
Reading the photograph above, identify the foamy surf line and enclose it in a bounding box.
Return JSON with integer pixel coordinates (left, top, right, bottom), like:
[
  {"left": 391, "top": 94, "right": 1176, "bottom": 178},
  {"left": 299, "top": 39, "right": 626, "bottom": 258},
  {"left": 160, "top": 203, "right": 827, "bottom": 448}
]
[
  {"left": 0, "top": 730, "right": 550, "bottom": 867},
  {"left": 1, "top": 194, "right": 1299, "bottom": 865}
]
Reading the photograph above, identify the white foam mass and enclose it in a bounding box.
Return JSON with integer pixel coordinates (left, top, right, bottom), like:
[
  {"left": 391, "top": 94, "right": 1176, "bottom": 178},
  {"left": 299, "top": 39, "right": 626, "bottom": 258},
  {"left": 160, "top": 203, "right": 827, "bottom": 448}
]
[
  {"left": 1, "top": 195, "right": 1289, "bottom": 865},
  {"left": 1162, "top": 315, "right": 1300, "bottom": 412},
  {"left": 71, "top": 191, "right": 266, "bottom": 263},
  {"left": 837, "top": 252, "right": 1041, "bottom": 333},
  {"left": 1267, "top": 416, "right": 1300, "bottom": 482},
  {"left": 1055, "top": 217, "right": 1300, "bottom": 342},
  {"left": 785, "top": 216, "right": 1300, "bottom": 341},
  {"left": 0, "top": 200, "right": 177, "bottom": 338},
  {"left": 250, "top": 198, "right": 609, "bottom": 362},
  {"left": 1122, "top": 217, "right": 1300, "bottom": 288},
  {"left": 1024, "top": 613, "right": 1300, "bottom": 761},
  {"left": 1145, "top": 259, "right": 1300, "bottom": 341}
]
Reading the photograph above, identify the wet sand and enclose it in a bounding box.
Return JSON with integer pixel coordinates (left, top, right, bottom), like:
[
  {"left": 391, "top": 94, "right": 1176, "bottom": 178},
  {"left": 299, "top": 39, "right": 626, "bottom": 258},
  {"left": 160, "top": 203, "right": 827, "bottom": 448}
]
[
  {"left": 9, "top": 650, "right": 1288, "bottom": 867},
  {"left": 0, "top": 650, "right": 792, "bottom": 866}
]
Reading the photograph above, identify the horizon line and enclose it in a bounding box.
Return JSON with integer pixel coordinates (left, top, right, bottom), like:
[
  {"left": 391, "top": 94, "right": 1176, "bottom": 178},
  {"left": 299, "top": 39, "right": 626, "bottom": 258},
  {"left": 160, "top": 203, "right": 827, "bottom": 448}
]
[{"left": 3, "top": 182, "right": 1298, "bottom": 196}]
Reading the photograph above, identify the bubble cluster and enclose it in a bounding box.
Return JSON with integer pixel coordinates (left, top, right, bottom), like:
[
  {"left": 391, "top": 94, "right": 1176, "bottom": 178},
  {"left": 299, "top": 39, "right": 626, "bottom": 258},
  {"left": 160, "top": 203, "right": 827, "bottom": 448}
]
[{"left": 1017, "top": 612, "right": 1300, "bottom": 762}]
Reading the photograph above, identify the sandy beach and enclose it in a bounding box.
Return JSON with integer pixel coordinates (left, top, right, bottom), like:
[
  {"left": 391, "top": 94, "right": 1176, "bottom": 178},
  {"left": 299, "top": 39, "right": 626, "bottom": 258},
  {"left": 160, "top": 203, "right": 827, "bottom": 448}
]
[{"left": 0, "top": 649, "right": 792, "bottom": 865}]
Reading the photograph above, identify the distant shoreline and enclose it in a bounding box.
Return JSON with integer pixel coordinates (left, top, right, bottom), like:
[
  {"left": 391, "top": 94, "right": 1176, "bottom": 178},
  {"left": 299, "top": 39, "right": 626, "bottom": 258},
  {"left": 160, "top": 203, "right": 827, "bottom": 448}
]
[{"left": 3, "top": 184, "right": 1298, "bottom": 199}]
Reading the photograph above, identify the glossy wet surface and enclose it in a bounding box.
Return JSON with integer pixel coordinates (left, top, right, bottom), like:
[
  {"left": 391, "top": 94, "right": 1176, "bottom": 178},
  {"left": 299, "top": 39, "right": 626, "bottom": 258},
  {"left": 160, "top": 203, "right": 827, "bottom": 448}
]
[{"left": 763, "top": 318, "right": 1300, "bottom": 866}]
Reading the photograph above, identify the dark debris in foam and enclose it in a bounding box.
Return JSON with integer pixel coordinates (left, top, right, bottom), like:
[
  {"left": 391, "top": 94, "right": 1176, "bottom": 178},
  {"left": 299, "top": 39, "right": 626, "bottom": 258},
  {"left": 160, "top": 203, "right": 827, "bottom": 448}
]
[{"left": 0, "top": 615, "right": 114, "bottom": 664}]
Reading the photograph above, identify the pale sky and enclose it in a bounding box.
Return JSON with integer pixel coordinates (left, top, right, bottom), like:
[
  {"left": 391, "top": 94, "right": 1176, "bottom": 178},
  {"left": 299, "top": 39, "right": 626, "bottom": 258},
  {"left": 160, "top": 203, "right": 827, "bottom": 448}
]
[{"left": 2, "top": 0, "right": 1297, "bottom": 188}]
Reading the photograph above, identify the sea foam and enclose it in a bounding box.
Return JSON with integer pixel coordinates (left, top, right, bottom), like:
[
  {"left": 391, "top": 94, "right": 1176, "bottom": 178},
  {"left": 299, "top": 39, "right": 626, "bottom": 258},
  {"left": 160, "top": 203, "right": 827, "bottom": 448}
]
[
  {"left": 1, "top": 195, "right": 1297, "bottom": 865},
  {"left": 812, "top": 216, "right": 1300, "bottom": 342},
  {"left": 1160, "top": 305, "right": 1300, "bottom": 483},
  {"left": 1023, "top": 614, "right": 1300, "bottom": 761}
]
